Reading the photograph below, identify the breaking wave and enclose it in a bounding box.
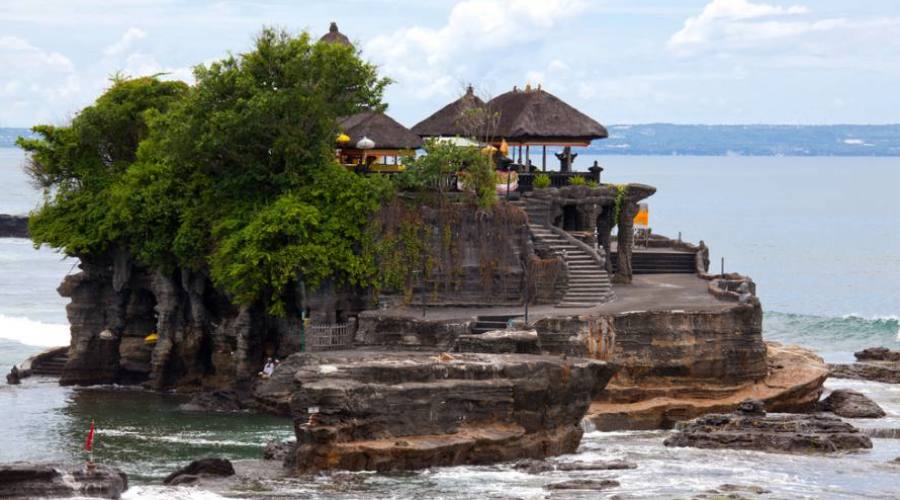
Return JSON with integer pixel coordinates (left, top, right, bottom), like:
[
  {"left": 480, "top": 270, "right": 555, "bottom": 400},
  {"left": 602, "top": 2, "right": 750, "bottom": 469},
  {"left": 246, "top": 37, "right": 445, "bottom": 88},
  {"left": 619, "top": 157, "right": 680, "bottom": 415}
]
[
  {"left": 764, "top": 311, "right": 900, "bottom": 355},
  {"left": 0, "top": 314, "right": 69, "bottom": 347}
]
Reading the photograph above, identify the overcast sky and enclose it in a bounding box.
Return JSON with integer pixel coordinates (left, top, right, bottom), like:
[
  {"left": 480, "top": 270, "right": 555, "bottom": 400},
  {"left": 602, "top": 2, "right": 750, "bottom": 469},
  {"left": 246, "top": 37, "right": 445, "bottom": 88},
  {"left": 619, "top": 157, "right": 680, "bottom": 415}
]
[{"left": 2, "top": 0, "right": 899, "bottom": 128}]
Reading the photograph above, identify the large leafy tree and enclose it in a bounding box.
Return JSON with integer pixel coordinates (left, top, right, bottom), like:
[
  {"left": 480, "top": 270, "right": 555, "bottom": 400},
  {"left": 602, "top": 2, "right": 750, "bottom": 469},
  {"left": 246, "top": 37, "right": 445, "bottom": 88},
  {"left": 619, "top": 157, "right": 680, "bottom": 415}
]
[{"left": 20, "top": 28, "right": 394, "bottom": 314}]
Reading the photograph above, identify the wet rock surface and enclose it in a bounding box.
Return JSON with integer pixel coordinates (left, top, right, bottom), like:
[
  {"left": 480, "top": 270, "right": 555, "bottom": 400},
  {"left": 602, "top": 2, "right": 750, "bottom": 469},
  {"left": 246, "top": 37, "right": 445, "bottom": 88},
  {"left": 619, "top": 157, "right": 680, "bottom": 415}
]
[
  {"left": 545, "top": 479, "right": 621, "bottom": 491},
  {"left": 514, "top": 458, "right": 637, "bottom": 474},
  {"left": 163, "top": 458, "right": 235, "bottom": 486},
  {"left": 664, "top": 400, "right": 872, "bottom": 453},
  {"left": 0, "top": 462, "right": 128, "bottom": 499},
  {"left": 829, "top": 347, "right": 900, "bottom": 384},
  {"left": 819, "top": 389, "right": 886, "bottom": 418},
  {"left": 253, "top": 350, "right": 616, "bottom": 472}
]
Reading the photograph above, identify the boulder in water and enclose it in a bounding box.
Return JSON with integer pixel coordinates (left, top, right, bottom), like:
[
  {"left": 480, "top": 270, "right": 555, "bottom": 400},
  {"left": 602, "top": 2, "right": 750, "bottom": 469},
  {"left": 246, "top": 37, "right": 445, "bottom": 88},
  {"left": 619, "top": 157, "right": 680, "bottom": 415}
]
[
  {"left": 0, "top": 215, "right": 28, "bottom": 238},
  {"left": 664, "top": 401, "right": 872, "bottom": 454},
  {"left": 263, "top": 440, "right": 295, "bottom": 462},
  {"left": 829, "top": 346, "right": 900, "bottom": 384},
  {"left": 819, "top": 389, "right": 886, "bottom": 418},
  {"left": 0, "top": 462, "right": 128, "bottom": 499},
  {"left": 163, "top": 458, "right": 235, "bottom": 485}
]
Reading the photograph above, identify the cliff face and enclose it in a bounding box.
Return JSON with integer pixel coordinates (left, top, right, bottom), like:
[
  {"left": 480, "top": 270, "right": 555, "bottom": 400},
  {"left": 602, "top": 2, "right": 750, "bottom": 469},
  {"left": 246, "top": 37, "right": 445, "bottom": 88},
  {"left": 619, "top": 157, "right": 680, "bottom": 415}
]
[
  {"left": 55, "top": 202, "right": 536, "bottom": 390},
  {"left": 57, "top": 253, "right": 307, "bottom": 390}
]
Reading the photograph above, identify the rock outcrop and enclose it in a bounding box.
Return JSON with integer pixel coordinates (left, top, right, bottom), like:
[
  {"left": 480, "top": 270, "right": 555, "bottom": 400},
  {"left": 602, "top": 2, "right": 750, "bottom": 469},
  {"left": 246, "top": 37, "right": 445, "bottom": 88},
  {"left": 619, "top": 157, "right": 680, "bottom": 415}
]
[
  {"left": 0, "top": 462, "right": 128, "bottom": 499},
  {"left": 163, "top": 458, "right": 235, "bottom": 486},
  {"left": 252, "top": 351, "right": 616, "bottom": 472},
  {"left": 453, "top": 329, "right": 541, "bottom": 354},
  {"left": 819, "top": 389, "right": 886, "bottom": 418},
  {"left": 0, "top": 214, "right": 28, "bottom": 238},
  {"left": 664, "top": 400, "right": 872, "bottom": 453},
  {"left": 830, "top": 347, "right": 900, "bottom": 384}
]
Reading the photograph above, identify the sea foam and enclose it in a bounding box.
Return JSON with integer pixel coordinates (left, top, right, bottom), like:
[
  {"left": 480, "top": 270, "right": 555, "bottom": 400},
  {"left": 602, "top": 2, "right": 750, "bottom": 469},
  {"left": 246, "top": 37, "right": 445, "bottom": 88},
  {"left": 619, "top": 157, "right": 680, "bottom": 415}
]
[{"left": 0, "top": 314, "right": 69, "bottom": 347}]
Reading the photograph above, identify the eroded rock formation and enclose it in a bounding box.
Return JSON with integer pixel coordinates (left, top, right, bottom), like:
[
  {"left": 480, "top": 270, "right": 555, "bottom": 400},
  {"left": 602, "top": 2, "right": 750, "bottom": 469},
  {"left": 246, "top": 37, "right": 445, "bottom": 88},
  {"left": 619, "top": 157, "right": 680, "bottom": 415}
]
[
  {"left": 664, "top": 400, "right": 872, "bottom": 453},
  {"left": 252, "top": 351, "right": 616, "bottom": 472},
  {"left": 830, "top": 347, "right": 900, "bottom": 384}
]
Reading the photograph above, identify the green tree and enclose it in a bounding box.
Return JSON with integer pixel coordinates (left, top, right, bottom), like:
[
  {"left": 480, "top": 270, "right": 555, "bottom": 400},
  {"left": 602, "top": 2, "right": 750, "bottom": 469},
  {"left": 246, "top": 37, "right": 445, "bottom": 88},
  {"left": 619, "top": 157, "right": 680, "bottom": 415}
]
[
  {"left": 398, "top": 139, "right": 497, "bottom": 209},
  {"left": 19, "top": 28, "right": 395, "bottom": 314}
]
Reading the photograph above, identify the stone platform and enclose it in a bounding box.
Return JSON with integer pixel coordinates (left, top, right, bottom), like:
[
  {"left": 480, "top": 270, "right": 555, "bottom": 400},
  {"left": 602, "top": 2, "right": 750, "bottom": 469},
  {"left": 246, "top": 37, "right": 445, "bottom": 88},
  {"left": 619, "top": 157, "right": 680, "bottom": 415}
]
[{"left": 252, "top": 351, "right": 616, "bottom": 472}]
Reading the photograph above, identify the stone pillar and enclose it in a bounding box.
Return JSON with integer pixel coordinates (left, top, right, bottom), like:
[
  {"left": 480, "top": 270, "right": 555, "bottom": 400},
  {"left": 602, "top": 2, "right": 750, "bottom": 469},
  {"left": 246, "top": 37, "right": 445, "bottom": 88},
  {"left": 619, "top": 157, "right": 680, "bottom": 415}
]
[
  {"left": 596, "top": 208, "right": 615, "bottom": 274},
  {"left": 613, "top": 201, "right": 639, "bottom": 284}
]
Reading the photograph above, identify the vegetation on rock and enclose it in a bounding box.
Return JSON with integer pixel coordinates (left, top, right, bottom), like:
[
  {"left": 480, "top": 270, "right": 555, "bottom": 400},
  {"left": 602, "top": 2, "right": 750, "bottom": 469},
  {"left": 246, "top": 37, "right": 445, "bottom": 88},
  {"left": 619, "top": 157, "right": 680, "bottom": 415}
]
[{"left": 19, "top": 29, "right": 393, "bottom": 314}]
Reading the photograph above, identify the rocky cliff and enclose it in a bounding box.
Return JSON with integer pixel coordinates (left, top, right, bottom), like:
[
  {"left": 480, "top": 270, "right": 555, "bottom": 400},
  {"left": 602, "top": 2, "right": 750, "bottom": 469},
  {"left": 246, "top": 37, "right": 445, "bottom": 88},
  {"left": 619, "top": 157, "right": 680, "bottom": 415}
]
[{"left": 253, "top": 351, "right": 617, "bottom": 472}]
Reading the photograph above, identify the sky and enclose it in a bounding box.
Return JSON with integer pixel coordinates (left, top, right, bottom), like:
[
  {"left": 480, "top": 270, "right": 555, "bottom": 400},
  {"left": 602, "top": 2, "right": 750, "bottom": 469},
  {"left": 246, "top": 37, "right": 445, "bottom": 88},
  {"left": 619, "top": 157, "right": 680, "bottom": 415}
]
[{"left": 1, "top": 0, "right": 899, "bottom": 128}]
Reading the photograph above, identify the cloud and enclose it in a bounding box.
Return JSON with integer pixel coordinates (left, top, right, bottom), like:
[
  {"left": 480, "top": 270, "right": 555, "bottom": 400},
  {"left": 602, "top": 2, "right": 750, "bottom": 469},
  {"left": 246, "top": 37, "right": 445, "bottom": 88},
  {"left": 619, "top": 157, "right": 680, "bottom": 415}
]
[
  {"left": 668, "top": 0, "right": 819, "bottom": 55},
  {"left": 104, "top": 27, "right": 146, "bottom": 56},
  {"left": 0, "top": 36, "right": 81, "bottom": 125},
  {"left": 366, "top": 0, "right": 587, "bottom": 101}
]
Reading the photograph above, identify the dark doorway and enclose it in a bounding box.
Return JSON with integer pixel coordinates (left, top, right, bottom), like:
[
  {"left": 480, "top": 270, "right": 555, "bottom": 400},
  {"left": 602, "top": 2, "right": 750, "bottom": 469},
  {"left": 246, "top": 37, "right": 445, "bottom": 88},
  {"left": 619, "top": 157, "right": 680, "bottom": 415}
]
[{"left": 562, "top": 205, "right": 579, "bottom": 231}]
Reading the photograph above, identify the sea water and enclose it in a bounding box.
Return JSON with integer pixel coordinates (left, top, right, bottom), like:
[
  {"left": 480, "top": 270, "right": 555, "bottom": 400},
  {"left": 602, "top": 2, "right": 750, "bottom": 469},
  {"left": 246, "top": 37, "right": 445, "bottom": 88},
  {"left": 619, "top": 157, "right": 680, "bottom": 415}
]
[{"left": 2, "top": 147, "right": 899, "bottom": 498}]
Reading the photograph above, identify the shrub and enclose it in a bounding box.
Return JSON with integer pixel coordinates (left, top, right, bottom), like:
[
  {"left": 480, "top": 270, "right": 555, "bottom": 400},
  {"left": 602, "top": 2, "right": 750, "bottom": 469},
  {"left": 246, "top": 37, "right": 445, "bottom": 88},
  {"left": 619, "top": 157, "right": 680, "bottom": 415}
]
[
  {"left": 533, "top": 173, "right": 551, "bottom": 189},
  {"left": 586, "top": 179, "right": 599, "bottom": 188},
  {"left": 567, "top": 175, "right": 586, "bottom": 186}
]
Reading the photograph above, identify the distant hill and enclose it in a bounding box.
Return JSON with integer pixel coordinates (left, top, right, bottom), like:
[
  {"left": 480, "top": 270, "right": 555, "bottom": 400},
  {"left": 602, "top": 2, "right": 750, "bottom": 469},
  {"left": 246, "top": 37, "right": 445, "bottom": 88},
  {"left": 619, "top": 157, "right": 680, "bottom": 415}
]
[
  {"left": 3, "top": 125, "right": 900, "bottom": 156},
  {"left": 0, "top": 128, "right": 34, "bottom": 148},
  {"left": 588, "top": 124, "right": 900, "bottom": 156}
]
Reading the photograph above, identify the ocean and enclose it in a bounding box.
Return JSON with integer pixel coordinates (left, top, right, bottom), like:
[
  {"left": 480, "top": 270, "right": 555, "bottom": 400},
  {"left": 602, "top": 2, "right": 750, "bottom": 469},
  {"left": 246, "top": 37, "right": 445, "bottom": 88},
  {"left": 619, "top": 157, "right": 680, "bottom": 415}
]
[{"left": 1, "top": 147, "right": 899, "bottom": 498}]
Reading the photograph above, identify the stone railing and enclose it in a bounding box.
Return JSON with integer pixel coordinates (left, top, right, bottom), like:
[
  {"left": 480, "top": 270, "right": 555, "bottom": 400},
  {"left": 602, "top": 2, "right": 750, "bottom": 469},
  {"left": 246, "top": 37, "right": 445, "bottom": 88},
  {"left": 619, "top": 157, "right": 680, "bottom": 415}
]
[
  {"left": 517, "top": 171, "right": 600, "bottom": 192},
  {"left": 306, "top": 321, "right": 356, "bottom": 352}
]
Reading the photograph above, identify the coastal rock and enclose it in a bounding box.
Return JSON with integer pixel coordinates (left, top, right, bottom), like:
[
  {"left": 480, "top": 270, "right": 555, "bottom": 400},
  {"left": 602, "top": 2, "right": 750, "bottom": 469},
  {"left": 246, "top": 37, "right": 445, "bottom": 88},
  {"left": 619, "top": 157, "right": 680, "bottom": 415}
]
[
  {"left": 819, "top": 389, "right": 885, "bottom": 418},
  {"left": 830, "top": 347, "right": 900, "bottom": 384},
  {"left": 263, "top": 440, "right": 296, "bottom": 462},
  {"left": 855, "top": 347, "right": 900, "bottom": 362},
  {"left": 163, "top": 458, "right": 235, "bottom": 485},
  {"left": 0, "top": 462, "right": 128, "bottom": 499},
  {"left": 588, "top": 342, "right": 827, "bottom": 430},
  {"left": 253, "top": 351, "right": 616, "bottom": 472},
  {"left": 664, "top": 401, "right": 872, "bottom": 453},
  {"left": 179, "top": 390, "right": 244, "bottom": 412},
  {"left": 0, "top": 214, "right": 28, "bottom": 238},
  {"left": 546, "top": 479, "right": 620, "bottom": 491}
]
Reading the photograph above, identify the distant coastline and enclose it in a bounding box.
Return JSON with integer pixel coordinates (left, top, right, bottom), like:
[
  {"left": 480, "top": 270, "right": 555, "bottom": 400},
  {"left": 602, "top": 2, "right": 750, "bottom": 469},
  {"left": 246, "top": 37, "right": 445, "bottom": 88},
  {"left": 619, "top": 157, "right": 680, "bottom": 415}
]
[{"left": 4, "top": 124, "right": 900, "bottom": 156}]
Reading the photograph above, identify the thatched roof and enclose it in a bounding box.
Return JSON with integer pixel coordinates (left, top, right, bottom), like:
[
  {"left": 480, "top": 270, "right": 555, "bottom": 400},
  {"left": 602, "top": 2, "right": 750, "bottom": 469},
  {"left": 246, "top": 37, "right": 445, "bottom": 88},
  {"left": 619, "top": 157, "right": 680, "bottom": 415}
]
[
  {"left": 319, "top": 22, "right": 353, "bottom": 47},
  {"left": 338, "top": 111, "right": 423, "bottom": 150},
  {"left": 411, "top": 86, "right": 486, "bottom": 138},
  {"left": 488, "top": 87, "right": 607, "bottom": 144}
]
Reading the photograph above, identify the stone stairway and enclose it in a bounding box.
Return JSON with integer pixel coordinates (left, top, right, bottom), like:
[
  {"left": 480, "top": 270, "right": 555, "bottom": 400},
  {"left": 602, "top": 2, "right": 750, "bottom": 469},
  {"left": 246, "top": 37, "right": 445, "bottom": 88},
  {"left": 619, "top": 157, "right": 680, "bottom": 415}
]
[{"left": 528, "top": 225, "right": 613, "bottom": 308}]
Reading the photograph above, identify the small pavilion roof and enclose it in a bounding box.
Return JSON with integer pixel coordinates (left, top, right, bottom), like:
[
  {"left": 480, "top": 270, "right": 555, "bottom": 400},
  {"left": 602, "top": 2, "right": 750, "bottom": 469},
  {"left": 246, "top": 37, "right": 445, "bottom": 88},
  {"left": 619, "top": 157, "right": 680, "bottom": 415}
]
[
  {"left": 487, "top": 86, "right": 608, "bottom": 145},
  {"left": 338, "top": 111, "right": 423, "bottom": 150},
  {"left": 411, "top": 86, "right": 486, "bottom": 138},
  {"left": 319, "top": 22, "right": 353, "bottom": 47}
]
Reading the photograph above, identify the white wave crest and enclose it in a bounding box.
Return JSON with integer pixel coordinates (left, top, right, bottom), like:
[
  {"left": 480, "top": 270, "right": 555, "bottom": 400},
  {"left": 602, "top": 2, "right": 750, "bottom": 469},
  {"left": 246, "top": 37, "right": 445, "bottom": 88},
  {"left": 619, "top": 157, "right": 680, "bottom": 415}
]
[
  {"left": 121, "top": 486, "right": 229, "bottom": 500},
  {"left": 0, "top": 314, "right": 69, "bottom": 347}
]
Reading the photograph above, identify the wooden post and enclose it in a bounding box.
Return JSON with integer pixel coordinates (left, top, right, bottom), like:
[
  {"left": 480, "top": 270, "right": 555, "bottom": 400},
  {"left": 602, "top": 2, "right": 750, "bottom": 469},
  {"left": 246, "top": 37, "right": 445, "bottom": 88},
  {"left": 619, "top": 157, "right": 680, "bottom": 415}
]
[
  {"left": 542, "top": 145, "right": 546, "bottom": 171},
  {"left": 525, "top": 145, "right": 530, "bottom": 166}
]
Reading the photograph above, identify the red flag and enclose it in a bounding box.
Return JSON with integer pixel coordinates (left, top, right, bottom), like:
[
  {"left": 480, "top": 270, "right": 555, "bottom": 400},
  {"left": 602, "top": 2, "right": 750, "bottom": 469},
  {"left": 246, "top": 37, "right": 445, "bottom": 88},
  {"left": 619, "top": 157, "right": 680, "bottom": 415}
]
[{"left": 84, "top": 420, "right": 95, "bottom": 452}]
